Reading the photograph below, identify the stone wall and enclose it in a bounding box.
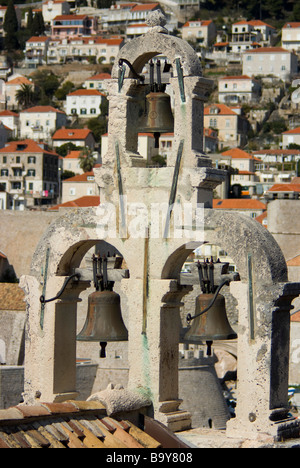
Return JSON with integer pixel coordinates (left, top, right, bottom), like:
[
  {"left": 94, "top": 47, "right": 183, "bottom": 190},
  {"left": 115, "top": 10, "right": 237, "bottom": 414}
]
[{"left": 0, "top": 211, "right": 59, "bottom": 278}]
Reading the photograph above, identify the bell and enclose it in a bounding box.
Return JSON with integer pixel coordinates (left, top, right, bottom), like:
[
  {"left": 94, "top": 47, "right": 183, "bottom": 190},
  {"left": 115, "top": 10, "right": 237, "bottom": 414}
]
[
  {"left": 184, "top": 293, "right": 237, "bottom": 355},
  {"left": 77, "top": 290, "right": 128, "bottom": 358},
  {"left": 139, "top": 91, "right": 174, "bottom": 148}
]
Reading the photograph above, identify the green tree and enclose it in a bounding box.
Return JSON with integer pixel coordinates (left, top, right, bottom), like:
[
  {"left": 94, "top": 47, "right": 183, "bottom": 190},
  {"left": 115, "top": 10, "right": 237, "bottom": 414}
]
[
  {"left": 3, "top": 0, "right": 19, "bottom": 51},
  {"left": 79, "top": 148, "right": 96, "bottom": 172},
  {"left": 27, "top": 8, "right": 33, "bottom": 32},
  {"left": 31, "top": 70, "right": 61, "bottom": 105},
  {"left": 31, "top": 11, "right": 45, "bottom": 36},
  {"left": 15, "top": 83, "right": 36, "bottom": 109},
  {"left": 54, "top": 81, "right": 76, "bottom": 101}
]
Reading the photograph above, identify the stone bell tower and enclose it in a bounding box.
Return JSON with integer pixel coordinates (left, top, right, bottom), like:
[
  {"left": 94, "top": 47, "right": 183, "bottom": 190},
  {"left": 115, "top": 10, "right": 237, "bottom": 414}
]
[{"left": 20, "top": 11, "right": 300, "bottom": 442}]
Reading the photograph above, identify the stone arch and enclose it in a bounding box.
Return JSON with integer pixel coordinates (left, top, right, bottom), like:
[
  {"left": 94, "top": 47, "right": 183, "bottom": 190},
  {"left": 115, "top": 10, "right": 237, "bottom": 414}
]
[{"left": 111, "top": 31, "right": 202, "bottom": 79}]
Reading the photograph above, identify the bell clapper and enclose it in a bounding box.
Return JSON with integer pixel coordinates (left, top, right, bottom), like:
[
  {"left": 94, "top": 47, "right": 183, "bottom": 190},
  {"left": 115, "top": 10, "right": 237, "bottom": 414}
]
[
  {"left": 100, "top": 342, "right": 107, "bottom": 358},
  {"left": 206, "top": 341, "right": 213, "bottom": 356}
]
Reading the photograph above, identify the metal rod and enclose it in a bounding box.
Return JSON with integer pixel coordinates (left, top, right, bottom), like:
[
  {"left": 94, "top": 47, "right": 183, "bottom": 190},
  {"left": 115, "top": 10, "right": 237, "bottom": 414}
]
[
  {"left": 186, "top": 279, "right": 230, "bottom": 323},
  {"left": 40, "top": 273, "right": 81, "bottom": 304},
  {"left": 118, "top": 58, "right": 145, "bottom": 82}
]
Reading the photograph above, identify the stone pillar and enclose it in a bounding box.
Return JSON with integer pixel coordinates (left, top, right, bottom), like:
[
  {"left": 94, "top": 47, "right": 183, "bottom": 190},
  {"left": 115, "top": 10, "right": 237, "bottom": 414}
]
[
  {"left": 226, "top": 281, "right": 300, "bottom": 441},
  {"left": 20, "top": 274, "right": 89, "bottom": 404}
]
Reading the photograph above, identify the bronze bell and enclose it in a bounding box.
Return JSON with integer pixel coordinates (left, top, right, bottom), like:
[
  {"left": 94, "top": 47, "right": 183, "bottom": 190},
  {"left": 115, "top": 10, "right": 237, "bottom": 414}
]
[
  {"left": 139, "top": 91, "right": 174, "bottom": 148},
  {"left": 77, "top": 289, "right": 128, "bottom": 358},
  {"left": 184, "top": 293, "right": 237, "bottom": 355}
]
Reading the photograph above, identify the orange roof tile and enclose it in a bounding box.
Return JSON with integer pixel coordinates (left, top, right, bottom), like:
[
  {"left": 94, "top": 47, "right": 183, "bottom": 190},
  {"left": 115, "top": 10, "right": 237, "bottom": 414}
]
[
  {"left": 204, "top": 104, "right": 237, "bottom": 116},
  {"left": 287, "top": 255, "right": 300, "bottom": 266},
  {"left": 0, "top": 110, "right": 19, "bottom": 117},
  {"left": 255, "top": 211, "right": 267, "bottom": 226},
  {"left": 65, "top": 150, "right": 82, "bottom": 159},
  {"left": 21, "top": 105, "right": 65, "bottom": 114},
  {"left": 52, "top": 128, "right": 93, "bottom": 140},
  {"left": 267, "top": 183, "right": 300, "bottom": 192},
  {"left": 6, "top": 76, "right": 32, "bottom": 86},
  {"left": 67, "top": 89, "right": 104, "bottom": 97},
  {"left": 183, "top": 19, "right": 212, "bottom": 27},
  {"left": 283, "top": 22, "right": 300, "bottom": 29},
  {"left": 244, "top": 47, "right": 290, "bottom": 54},
  {"left": 221, "top": 148, "right": 254, "bottom": 159},
  {"left": 87, "top": 73, "right": 111, "bottom": 81},
  {"left": 27, "top": 36, "right": 49, "bottom": 42},
  {"left": 0, "top": 139, "right": 58, "bottom": 156},
  {"left": 131, "top": 3, "right": 159, "bottom": 11},
  {"left": 282, "top": 126, "right": 300, "bottom": 135},
  {"left": 213, "top": 199, "right": 266, "bottom": 210},
  {"left": 50, "top": 195, "right": 100, "bottom": 210},
  {"left": 63, "top": 171, "right": 95, "bottom": 182},
  {"left": 219, "top": 75, "right": 252, "bottom": 80},
  {"left": 291, "top": 311, "right": 300, "bottom": 322}
]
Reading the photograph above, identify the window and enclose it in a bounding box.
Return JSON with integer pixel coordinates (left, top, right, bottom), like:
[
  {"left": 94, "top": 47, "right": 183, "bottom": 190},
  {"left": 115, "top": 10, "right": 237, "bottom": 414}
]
[
  {"left": 246, "top": 55, "right": 252, "bottom": 61},
  {"left": 1, "top": 169, "right": 8, "bottom": 176},
  {"left": 28, "top": 156, "right": 36, "bottom": 164},
  {"left": 80, "top": 108, "right": 87, "bottom": 115},
  {"left": 69, "top": 188, "right": 76, "bottom": 195},
  {"left": 90, "top": 108, "right": 96, "bottom": 114},
  {"left": 27, "top": 169, "right": 36, "bottom": 177},
  {"left": 71, "top": 108, "right": 77, "bottom": 114},
  {"left": 3, "top": 156, "right": 6, "bottom": 163},
  {"left": 16, "top": 156, "right": 20, "bottom": 163}
]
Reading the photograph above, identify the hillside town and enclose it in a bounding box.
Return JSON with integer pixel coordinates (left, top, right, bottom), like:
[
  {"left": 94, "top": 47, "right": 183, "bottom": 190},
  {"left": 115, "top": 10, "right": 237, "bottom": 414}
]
[{"left": 0, "top": 0, "right": 300, "bottom": 449}]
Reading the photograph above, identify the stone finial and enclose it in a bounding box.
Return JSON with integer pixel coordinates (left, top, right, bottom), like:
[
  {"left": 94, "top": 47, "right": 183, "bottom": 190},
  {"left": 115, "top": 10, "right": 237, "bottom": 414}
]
[{"left": 146, "top": 11, "right": 168, "bottom": 33}]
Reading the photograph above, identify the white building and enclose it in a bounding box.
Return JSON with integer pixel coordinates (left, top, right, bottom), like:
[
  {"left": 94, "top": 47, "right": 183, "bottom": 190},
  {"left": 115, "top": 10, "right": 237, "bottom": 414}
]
[
  {"left": 242, "top": 47, "right": 298, "bottom": 80},
  {"left": 66, "top": 89, "right": 104, "bottom": 118},
  {"left": 282, "top": 22, "right": 300, "bottom": 51},
  {"left": 218, "top": 75, "right": 261, "bottom": 104},
  {"left": 83, "top": 72, "right": 111, "bottom": 94},
  {"left": 42, "top": 0, "right": 70, "bottom": 25},
  {"left": 24, "top": 36, "right": 50, "bottom": 67},
  {"left": 19, "top": 106, "right": 67, "bottom": 142},
  {"left": 182, "top": 20, "right": 217, "bottom": 47},
  {"left": 0, "top": 110, "right": 19, "bottom": 138},
  {"left": 230, "top": 20, "right": 276, "bottom": 53}
]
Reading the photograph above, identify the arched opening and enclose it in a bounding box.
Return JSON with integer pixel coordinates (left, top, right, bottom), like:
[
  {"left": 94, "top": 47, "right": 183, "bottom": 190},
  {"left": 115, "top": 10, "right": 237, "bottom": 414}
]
[{"left": 161, "top": 240, "right": 239, "bottom": 429}]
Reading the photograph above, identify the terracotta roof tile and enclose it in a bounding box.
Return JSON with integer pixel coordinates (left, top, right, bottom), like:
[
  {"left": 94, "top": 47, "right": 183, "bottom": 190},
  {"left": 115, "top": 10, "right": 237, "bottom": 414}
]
[
  {"left": 221, "top": 147, "right": 256, "bottom": 159},
  {"left": 291, "top": 311, "right": 300, "bottom": 322},
  {"left": 0, "top": 400, "right": 186, "bottom": 448},
  {"left": 49, "top": 195, "right": 100, "bottom": 210},
  {"left": 21, "top": 105, "right": 65, "bottom": 115},
  {"left": 213, "top": 199, "right": 266, "bottom": 210},
  {"left": 52, "top": 128, "right": 93, "bottom": 140},
  {"left": 67, "top": 89, "right": 104, "bottom": 97},
  {"left": 267, "top": 183, "right": 300, "bottom": 192},
  {"left": 204, "top": 104, "right": 238, "bottom": 116},
  {"left": 0, "top": 139, "right": 58, "bottom": 157}
]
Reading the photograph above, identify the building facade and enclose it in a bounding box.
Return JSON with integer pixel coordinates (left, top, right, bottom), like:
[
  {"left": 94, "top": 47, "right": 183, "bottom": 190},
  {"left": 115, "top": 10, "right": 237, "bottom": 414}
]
[
  {"left": 19, "top": 106, "right": 67, "bottom": 142},
  {"left": 218, "top": 75, "right": 261, "bottom": 104},
  {"left": 242, "top": 47, "right": 298, "bottom": 80},
  {"left": 0, "top": 139, "right": 60, "bottom": 210}
]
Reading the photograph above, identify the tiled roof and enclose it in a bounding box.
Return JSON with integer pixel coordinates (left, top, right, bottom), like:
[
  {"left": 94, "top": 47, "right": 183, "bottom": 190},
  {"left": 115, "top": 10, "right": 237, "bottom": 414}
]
[
  {"left": 6, "top": 77, "right": 32, "bottom": 86},
  {"left": 131, "top": 3, "right": 159, "bottom": 11},
  {"left": 53, "top": 14, "right": 87, "bottom": 20},
  {"left": 204, "top": 104, "right": 238, "bottom": 116},
  {"left": 67, "top": 89, "right": 104, "bottom": 97},
  {"left": 283, "top": 22, "right": 300, "bottom": 29},
  {"left": 0, "top": 110, "right": 19, "bottom": 117},
  {"left": 87, "top": 73, "right": 111, "bottom": 81},
  {"left": 52, "top": 128, "right": 93, "bottom": 140},
  {"left": 219, "top": 75, "right": 252, "bottom": 80},
  {"left": 63, "top": 171, "right": 95, "bottom": 182},
  {"left": 287, "top": 255, "right": 300, "bottom": 266},
  {"left": 0, "top": 283, "right": 26, "bottom": 311},
  {"left": 0, "top": 400, "right": 190, "bottom": 448},
  {"left": 65, "top": 150, "right": 82, "bottom": 159},
  {"left": 21, "top": 106, "right": 66, "bottom": 115},
  {"left": 282, "top": 126, "right": 300, "bottom": 135},
  {"left": 213, "top": 199, "right": 266, "bottom": 210},
  {"left": 221, "top": 147, "right": 256, "bottom": 160},
  {"left": 244, "top": 47, "right": 290, "bottom": 54},
  {"left": 183, "top": 19, "right": 212, "bottom": 27},
  {"left": 50, "top": 196, "right": 100, "bottom": 210},
  {"left": 27, "top": 36, "right": 49, "bottom": 43},
  {"left": 291, "top": 311, "right": 300, "bottom": 322},
  {"left": 0, "top": 139, "right": 58, "bottom": 156},
  {"left": 267, "top": 183, "right": 300, "bottom": 192}
]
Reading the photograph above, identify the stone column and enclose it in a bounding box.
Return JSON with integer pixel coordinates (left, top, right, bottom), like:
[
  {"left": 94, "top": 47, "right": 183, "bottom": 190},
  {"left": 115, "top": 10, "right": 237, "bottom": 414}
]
[
  {"left": 226, "top": 281, "right": 300, "bottom": 441},
  {"left": 20, "top": 274, "right": 89, "bottom": 404}
]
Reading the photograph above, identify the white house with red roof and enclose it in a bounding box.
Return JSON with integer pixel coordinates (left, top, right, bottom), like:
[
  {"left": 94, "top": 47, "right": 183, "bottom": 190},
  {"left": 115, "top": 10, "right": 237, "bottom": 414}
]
[
  {"left": 61, "top": 170, "right": 99, "bottom": 204},
  {"left": 218, "top": 75, "right": 261, "bottom": 104},
  {"left": 52, "top": 127, "right": 96, "bottom": 149},
  {"left": 19, "top": 106, "right": 67, "bottom": 142},
  {"left": 212, "top": 198, "right": 266, "bottom": 219},
  {"left": 204, "top": 103, "right": 250, "bottom": 149},
  {"left": 0, "top": 139, "right": 60, "bottom": 209},
  {"left": 4, "top": 75, "right": 34, "bottom": 109},
  {"left": 101, "top": 3, "right": 162, "bottom": 30},
  {"left": 51, "top": 14, "right": 98, "bottom": 39},
  {"left": 242, "top": 47, "right": 298, "bottom": 80},
  {"left": 42, "top": 0, "right": 70, "bottom": 25},
  {"left": 83, "top": 73, "right": 111, "bottom": 94},
  {"left": 182, "top": 19, "right": 217, "bottom": 47},
  {"left": 0, "top": 110, "right": 19, "bottom": 138},
  {"left": 66, "top": 89, "right": 104, "bottom": 118},
  {"left": 230, "top": 20, "right": 276, "bottom": 53},
  {"left": 282, "top": 126, "right": 300, "bottom": 148},
  {"left": 220, "top": 147, "right": 260, "bottom": 184},
  {"left": 24, "top": 36, "right": 50, "bottom": 67},
  {"left": 282, "top": 22, "right": 300, "bottom": 51}
]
